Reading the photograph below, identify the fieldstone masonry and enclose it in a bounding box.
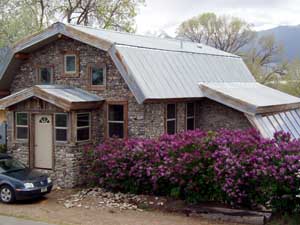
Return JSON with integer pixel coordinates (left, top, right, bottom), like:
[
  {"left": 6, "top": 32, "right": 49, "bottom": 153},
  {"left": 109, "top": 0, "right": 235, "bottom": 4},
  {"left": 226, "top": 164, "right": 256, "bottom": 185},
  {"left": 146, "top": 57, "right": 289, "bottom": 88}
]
[{"left": 7, "top": 38, "right": 252, "bottom": 187}]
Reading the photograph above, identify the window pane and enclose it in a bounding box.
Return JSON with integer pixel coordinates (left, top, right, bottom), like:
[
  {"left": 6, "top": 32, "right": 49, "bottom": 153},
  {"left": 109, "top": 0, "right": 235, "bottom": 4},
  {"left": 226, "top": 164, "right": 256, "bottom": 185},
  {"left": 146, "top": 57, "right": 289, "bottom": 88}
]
[
  {"left": 91, "top": 67, "right": 104, "bottom": 85},
  {"left": 77, "top": 128, "right": 89, "bottom": 141},
  {"left": 65, "top": 55, "right": 76, "bottom": 72},
  {"left": 16, "top": 113, "right": 28, "bottom": 125},
  {"left": 39, "top": 67, "right": 52, "bottom": 84},
  {"left": 17, "top": 127, "right": 28, "bottom": 139},
  {"left": 187, "top": 118, "right": 195, "bottom": 130},
  {"left": 187, "top": 103, "right": 194, "bottom": 117},
  {"left": 109, "top": 123, "right": 124, "bottom": 138},
  {"left": 56, "top": 129, "right": 67, "bottom": 141},
  {"left": 77, "top": 113, "right": 89, "bottom": 127},
  {"left": 55, "top": 114, "right": 67, "bottom": 127},
  {"left": 167, "top": 104, "right": 176, "bottom": 119},
  {"left": 167, "top": 120, "right": 176, "bottom": 134},
  {"left": 108, "top": 105, "right": 124, "bottom": 121}
]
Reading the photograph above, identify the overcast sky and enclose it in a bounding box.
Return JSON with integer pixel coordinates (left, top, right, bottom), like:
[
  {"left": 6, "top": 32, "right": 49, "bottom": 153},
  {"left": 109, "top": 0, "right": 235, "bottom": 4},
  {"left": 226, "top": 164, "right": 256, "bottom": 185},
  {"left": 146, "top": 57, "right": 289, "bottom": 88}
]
[{"left": 135, "top": 0, "right": 300, "bottom": 36}]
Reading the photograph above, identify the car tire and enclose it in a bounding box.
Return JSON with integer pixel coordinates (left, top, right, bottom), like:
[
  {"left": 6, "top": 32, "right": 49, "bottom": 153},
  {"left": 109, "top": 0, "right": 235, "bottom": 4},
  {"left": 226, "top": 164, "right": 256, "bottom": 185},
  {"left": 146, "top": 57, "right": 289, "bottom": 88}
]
[{"left": 0, "top": 185, "right": 15, "bottom": 203}]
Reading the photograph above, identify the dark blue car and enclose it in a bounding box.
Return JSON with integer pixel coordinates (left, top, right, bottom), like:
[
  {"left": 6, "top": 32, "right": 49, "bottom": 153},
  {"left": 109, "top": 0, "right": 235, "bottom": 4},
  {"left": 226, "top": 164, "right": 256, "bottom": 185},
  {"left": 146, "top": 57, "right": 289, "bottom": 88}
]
[{"left": 0, "top": 154, "right": 53, "bottom": 203}]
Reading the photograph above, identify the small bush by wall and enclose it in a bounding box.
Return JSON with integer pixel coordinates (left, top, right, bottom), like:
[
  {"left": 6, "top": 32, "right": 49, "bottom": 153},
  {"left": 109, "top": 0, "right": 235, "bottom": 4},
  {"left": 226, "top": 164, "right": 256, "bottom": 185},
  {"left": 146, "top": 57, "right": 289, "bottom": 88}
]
[{"left": 83, "top": 129, "right": 300, "bottom": 212}]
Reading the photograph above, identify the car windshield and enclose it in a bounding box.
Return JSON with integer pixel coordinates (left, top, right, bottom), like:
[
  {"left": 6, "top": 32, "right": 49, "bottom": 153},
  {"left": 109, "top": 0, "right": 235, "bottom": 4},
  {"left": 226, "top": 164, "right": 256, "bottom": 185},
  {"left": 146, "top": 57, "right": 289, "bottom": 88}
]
[{"left": 0, "top": 158, "right": 26, "bottom": 173}]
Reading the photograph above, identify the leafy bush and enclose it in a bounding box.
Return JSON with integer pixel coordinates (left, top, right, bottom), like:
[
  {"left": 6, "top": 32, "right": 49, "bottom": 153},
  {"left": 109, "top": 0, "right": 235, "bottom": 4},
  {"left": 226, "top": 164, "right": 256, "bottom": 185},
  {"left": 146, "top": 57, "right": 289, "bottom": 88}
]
[
  {"left": 83, "top": 129, "right": 300, "bottom": 212},
  {"left": 0, "top": 144, "right": 6, "bottom": 153}
]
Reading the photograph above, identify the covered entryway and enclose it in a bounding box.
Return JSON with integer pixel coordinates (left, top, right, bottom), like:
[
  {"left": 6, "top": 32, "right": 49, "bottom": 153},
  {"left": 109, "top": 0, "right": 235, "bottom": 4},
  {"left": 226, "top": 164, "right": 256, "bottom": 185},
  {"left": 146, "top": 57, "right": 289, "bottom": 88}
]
[{"left": 34, "top": 114, "right": 53, "bottom": 169}]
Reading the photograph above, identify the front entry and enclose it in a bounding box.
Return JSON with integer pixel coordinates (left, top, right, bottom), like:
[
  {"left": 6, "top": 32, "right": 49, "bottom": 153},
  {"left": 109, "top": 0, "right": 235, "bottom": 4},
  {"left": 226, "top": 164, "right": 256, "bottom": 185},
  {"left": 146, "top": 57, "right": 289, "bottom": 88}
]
[{"left": 34, "top": 115, "right": 53, "bottom": 169}]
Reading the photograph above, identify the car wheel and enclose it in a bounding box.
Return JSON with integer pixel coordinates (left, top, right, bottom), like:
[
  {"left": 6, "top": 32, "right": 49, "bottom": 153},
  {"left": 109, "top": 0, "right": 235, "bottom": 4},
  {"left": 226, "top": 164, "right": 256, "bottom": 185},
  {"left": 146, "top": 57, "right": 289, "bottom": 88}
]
[{"left": 0, "top": 185, "right": 15, "bottom": 203}]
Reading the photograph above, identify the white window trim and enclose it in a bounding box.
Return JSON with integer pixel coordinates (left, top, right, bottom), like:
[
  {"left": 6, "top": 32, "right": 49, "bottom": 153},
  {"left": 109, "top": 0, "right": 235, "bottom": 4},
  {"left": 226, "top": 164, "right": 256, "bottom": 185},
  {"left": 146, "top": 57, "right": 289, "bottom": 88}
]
[
  {"left": 54, "top": 113, "right": 68, "bottom": 143},
  {"left": 76, "top": 112, "right": 91, "bottom": 142},
  {"left": 15, "top": 112, "right": 28, "bottom": 141},
  {"left": 186, "top": 103, "right": 195, "bottom": 130},
  {"left": 107, "top": 105, "right": 125, "bottom": 138},
  {"left": 64, "top": 54, "right": 77, "bottom": 74},
  {"left": 166, "top": 104, "right": 177, "bottom": 134},
  {"left": 90, "top": 65, "right": 106, "bottom": 87}
]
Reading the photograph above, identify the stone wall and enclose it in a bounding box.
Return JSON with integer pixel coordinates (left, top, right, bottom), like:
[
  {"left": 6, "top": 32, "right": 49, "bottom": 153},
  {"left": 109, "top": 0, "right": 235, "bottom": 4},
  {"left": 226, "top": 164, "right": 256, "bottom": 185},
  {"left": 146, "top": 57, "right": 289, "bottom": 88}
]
[
  {"left": 196, "top": 98, "right": 252, "bottom": 131},
  {"left": 7, "top": 37, "right": 253, "bottom": 187}
]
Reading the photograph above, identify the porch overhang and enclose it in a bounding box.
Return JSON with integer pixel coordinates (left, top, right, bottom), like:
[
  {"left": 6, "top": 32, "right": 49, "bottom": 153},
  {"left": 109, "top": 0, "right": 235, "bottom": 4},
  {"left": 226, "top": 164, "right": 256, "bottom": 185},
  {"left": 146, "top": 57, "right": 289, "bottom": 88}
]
[
  {"left": 199, "top": 82, "right": 300, "bottom": 115},
  {"left": 0, "top": 85, "right": 103, "bottom": 111}
]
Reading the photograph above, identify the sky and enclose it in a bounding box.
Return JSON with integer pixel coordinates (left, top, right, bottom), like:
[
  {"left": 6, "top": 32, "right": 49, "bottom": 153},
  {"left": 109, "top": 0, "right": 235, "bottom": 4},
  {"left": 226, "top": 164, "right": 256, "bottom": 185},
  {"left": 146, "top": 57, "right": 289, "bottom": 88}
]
[{"left": 135, "top": 0, "right": 300, "bottom": 36}]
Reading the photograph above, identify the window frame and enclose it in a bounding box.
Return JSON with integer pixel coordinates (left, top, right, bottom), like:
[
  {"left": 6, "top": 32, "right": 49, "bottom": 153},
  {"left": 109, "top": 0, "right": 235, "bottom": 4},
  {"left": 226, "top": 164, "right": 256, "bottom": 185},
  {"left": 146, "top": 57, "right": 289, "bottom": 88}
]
[
  {"left": 36, "top": 65, "right": 54, "bottom": 85},
  {"left": 63, "top": 51, "right": 79, "bottom": 77},
  {"left": 106, "top": 101, "right": 128, "bottom": 139},
  {"left": 165, "top": 104, "right": 177, "bottom": 135},
  {"left": 88, "top": 63, "right": 107, "bottom": 90},
  {"left": 185, "top": 102, "right": 195, "bottom": 131},
  {"left": 15, "top": 112, "right": 29, "bottom": 141},
  {"left": 54, "top": 113, "right": 69, "bottom": 143},
  {"left": 76, "top": 112, "right": 91, "bottom": 142}
]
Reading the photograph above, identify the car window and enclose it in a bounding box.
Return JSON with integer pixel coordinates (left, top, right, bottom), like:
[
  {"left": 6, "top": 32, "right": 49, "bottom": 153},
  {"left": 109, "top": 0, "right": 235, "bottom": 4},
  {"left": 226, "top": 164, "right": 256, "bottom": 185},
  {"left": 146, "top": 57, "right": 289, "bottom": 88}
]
[{"left": 0, "top": 158, "right": 26, "bottom": 173}]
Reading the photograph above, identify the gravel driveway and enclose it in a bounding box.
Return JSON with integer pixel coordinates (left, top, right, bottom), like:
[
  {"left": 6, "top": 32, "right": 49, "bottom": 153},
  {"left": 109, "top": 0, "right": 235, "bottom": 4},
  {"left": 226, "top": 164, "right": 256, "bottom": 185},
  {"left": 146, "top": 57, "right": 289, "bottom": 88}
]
[
  {"left": 0, "top": 189, "right": 241, "bottom": 225},
  {"left": 0, "top": 215, "right": 53, "bottom": 225}
]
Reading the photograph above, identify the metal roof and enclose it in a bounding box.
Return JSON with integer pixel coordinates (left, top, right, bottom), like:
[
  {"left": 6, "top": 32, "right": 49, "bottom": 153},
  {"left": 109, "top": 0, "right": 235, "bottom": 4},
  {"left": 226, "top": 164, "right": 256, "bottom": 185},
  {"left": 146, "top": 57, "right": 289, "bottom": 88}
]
[
  {"left": 247, "top": 109, "right": 300, "bottom": 139},
  {"left": 69, "top": 24, "right": 236, "bottom": 57},
  {"left": 0, "top": 85, "right": 103, "bottom": 111},
  {"left": 199, "top": 82, "right": 300, "bottom": 115}
]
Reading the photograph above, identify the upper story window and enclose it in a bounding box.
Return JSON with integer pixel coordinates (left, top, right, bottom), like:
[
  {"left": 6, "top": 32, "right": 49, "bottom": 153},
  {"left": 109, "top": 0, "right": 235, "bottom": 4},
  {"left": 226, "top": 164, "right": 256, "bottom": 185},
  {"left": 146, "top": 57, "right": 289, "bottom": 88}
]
[
  {"left": 15, "top": 112, "right": 28, "bottom": 140},
  {"left": 186, "top": 103, "right": 195, "bottom": 130},
  {"left": 88, "top": 64, "right": 106, "bottom": 89},
  {"left": 38, "top": 67, "right": 53, "bottom": 84},
  {"left": 63, "top": 52, "right": 79, "bottom": 76},
  {"left": 166, "top": 104, "right": 176, "bottom": 135},
  {"left": 107, "top": 102, "right": 127, "bottom": 139}
]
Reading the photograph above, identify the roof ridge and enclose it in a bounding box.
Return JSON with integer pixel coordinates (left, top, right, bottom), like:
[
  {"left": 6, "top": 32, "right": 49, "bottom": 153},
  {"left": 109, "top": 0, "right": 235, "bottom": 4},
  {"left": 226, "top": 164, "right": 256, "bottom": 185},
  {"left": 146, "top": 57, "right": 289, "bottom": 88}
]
[{"left": 68, "top": 23, "right": 208, "bottom": 47}]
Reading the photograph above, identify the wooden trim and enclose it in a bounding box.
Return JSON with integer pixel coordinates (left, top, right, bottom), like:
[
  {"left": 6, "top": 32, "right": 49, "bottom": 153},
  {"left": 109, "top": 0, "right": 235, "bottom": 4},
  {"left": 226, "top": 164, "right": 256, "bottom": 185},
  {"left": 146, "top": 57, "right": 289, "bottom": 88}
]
[
  {"left": 164, "top": 103, "right": 177, "bottom": 134},
  {"left": 35, "top": 65, "right": 55, "bottom": 84},
  {"left": 15, "top": 53, "right": 29, "bottom": 60},
  {"left": 87, "top": 63, "right": 107, "bottom": 90},
  {"left": 62, "top": 50, "right": 80, "bottom": 77},
  {"left": 105, "top": 100, "right": 128, "bottom": 139}
]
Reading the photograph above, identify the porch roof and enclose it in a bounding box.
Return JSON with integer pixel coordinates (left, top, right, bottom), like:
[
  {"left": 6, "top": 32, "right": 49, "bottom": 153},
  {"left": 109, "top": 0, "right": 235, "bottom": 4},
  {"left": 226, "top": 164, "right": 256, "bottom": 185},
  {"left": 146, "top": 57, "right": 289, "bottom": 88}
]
[
  {"left": 199, "top": 82, "right": 300, "bottom": 115},
  {"left": 0, "top": 85, "right": 103, "bottom": 111}
]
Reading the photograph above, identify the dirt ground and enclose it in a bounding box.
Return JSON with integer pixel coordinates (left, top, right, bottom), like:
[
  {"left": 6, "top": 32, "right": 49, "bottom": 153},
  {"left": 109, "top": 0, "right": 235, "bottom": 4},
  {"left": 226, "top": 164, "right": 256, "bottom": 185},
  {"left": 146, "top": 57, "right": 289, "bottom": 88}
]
[{"left": 0, "top": 189, "right": 242, "bottom": 225}]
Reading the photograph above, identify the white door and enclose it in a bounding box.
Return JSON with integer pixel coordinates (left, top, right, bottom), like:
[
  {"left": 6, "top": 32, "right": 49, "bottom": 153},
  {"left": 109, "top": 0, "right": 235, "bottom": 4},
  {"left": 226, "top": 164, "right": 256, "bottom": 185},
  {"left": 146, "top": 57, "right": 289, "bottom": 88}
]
[{"left": 34, "top": 115, "right": 53, "bottom": 169}]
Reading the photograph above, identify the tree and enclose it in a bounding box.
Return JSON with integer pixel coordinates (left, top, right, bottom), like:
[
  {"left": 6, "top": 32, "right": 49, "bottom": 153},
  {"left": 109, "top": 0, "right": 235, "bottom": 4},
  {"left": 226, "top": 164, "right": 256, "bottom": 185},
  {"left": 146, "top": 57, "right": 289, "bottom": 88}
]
[
  {"left": 52, "top": 0, "right": 145, "bottom": 32},
  {"left": 0, "top": 0, "right": 144, "bottom": 48},
  {"left": 243, "top": 35, "right": 288, "bottom": 84},
  {"left": 176, "top": 12, "right": 255, "bottom": 54}
]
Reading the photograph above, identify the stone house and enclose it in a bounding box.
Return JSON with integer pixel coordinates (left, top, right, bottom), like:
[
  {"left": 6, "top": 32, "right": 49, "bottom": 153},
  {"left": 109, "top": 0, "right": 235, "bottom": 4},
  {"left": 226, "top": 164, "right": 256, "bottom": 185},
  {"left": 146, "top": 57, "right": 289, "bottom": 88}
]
[{"left": 0, "top": 22, "right": 300, "bottom": 187}]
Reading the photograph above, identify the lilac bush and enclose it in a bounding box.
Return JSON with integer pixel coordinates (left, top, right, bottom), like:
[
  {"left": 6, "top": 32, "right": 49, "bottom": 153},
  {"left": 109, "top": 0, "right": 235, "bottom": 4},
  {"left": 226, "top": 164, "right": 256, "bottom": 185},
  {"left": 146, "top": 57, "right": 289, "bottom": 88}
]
[{"left": 83, "top": 129, "right": 300, "bottom": 211}]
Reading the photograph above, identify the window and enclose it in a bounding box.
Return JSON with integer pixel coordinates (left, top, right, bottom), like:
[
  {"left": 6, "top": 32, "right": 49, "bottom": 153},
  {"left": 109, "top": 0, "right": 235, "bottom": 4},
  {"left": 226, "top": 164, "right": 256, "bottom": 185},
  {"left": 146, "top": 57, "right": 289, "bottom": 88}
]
[
  {"left": 38, "top": 67, "right": 53, "bottom": 84},
  {"left": 91, "top": 65, "right": 106, "bottom": 86},
  {"left": 76, "top": 113, "right": 90, "bottom": 142},
  {"left": 55, "top": 114, "right": 68, "bottom": 142},
  {"left": 107, "top": 103, "right": 127, "bottom": 138},
  {"left": 15, "top": 112, "right": 28, "bottom": 140},
  {"left": 186, "top": 103, "right": 195, "bottom": 130},
  {"left": 64, "top": 54, "right": 77, "bottom": 74},
  {"left": 166, "top": 104, "right": 176, "bottom": 134}
]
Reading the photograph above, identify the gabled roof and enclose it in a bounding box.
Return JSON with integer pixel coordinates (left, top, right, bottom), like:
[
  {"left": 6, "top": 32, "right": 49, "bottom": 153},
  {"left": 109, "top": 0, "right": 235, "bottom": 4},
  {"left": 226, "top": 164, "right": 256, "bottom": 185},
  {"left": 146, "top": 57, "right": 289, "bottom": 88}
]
[
  {"left": 200, "top": 82, "right": 300, "bottom": 115},
  {"left": 0, "top": 85, "right": 103, "bottom": 111},
  {"left": 0, "top": 22, "right": 254, "bottom": 103},
  {"left": 0, "top": 22, "right": 299, "bottom": 117}
]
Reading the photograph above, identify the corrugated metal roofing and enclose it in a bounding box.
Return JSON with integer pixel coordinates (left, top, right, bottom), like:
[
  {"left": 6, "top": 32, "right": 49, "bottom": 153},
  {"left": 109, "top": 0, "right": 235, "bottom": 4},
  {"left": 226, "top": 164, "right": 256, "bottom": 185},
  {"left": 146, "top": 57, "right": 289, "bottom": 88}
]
[
  {"left": 199, "top": 82, "right": 300, "bottom": 114},
  {"left": 0, "top": 85, "right": 103, "bottom": 110},
  {"left": 69, "top": 24, "right": 236, "bottom": 57},
  {"left": 248, "top": 109, "right": 300, "bottom": 139},
  {"left": 36, "top": 85, "right": 102, "bottom": 102}
]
